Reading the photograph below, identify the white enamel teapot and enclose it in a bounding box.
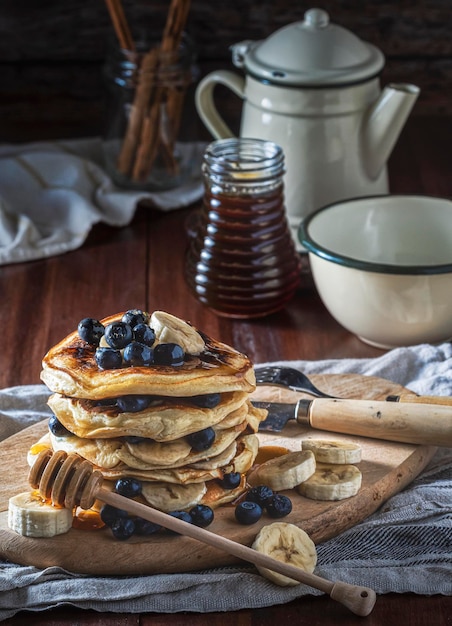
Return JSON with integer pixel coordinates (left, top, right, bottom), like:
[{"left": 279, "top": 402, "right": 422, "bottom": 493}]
[{"left": 195, "top": 8, "right": 420, "bottom": 248}]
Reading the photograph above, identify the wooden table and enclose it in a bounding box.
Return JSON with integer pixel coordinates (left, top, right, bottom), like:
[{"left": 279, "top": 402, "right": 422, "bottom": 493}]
[{"left": 1, "top": 116, "right": 451, "bottom": 624}]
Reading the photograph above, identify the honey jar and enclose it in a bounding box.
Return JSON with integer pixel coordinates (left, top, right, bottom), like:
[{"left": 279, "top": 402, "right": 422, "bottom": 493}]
[{"left": 185, "top": 138, "right": 301, "bottom": 318}]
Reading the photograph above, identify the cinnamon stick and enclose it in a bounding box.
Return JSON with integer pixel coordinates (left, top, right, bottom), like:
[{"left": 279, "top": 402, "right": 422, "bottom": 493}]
[
  {"left": 116, "top": 48, "right": 158, "bottom": 176},
  {"left": 132, "top": 0, "right": 192, "bottom": 181},
  {"left": 104, "top": 0, "right": 134, "bottom": 51},
  {"left": 161, "top": 0, "right": 191, "bottom": 52}
]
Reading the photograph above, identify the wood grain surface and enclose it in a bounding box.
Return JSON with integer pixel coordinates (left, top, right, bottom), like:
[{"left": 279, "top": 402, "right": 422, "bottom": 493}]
[{"left": 0, "top": 374, "right": 436, "bottom": 576}]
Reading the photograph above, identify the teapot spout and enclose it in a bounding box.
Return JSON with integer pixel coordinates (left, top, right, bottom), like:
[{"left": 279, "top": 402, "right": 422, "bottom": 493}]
[{"left": 362, "top": 83, "right": 420, "bottom": 180}]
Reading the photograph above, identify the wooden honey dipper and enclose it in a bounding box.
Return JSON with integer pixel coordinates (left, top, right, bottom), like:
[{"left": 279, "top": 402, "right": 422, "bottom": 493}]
[{"left": 29, "top": 449, "right": 376, "bottom": 617}]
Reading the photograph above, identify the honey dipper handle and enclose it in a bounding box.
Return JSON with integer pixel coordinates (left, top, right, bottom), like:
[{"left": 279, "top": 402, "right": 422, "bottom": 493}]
[{"left": 99, "top": 489, "right": 376, "bottom": 616}]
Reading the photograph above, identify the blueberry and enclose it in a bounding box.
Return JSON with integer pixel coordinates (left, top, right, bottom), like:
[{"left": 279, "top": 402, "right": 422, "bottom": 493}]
[
  {"left": 123, "top": 341, "right": 153, "bottom": 366},
  {"left": 95, "top": 347, "right": 123, "bottom": 370},
  {"left": 153, "top": 342, "right": 185, "bottom": 366},
  {"left": 134, "top": 518, "right": 161, "bottom": 535},
  {"left": 110, "top": 517, "right": 136, "bottom": 540},
  {"left": 186, "top": 427, "right": 215, "bottom": 451},
  {"left": 189, "top": 393, "right": 221, "bottom": 409},
  {"left": 116, "top": 395, "right": 154, "bottom": 413},
  {"left": 48, "top": 414, "right": 71, "bottom": 437},
  {"left": 266, "top": 494, "right": 293, "bottom": 518},
  {"left": 246, "top": 485, "right": 275, "bottom": 508},
  {"left": 235, "top": 501, "right": 263, "bottom": 525},
  {"left": 78, "top": 318, "right": 105, "bottom": 346},
  {"left": 219, "top": 472, "right": 241, "bottom": 490},
  {"left": 189, "top": 504, "right": 214, "bottom": 528},
  {"left": 123, "top": 436, "right": 148, "bottom": 444},
  {"left": 100, "top": 504, "right": 129, "bottom": 527},
  {"left": 122, "top": 309, "right": 149, "bottom": 327},
  {"left": 104, "top": 322, "right": 133, "bottom": 349},
  {"left": 114, "top": 477, "right": 142, "bottom": 498},
  {"left": 95, "top": 398, "right": 117, "bottom": 408},
  {"left": 167, "top": 510, "right": 193, "bottom": 534},
  {"left": 133, "top": 323, "right": 156, "bottom": 347}
]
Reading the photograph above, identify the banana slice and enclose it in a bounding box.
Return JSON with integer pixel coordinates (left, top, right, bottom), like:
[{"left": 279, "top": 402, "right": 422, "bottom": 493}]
[
  {"left": 248, "top": 450, "right": 316, "bottom": 491},
  {"left": 150, "top": 311, "right": 205, "bottom": 355},
  {"left": 8, "top": 491, "right": 73, "bottom": 537},
  {"left": 297, "top": 462, "right": 362, "bottom": 501},
  {"left": 252, "top": 522, "right": 317, "bottom": 586},
  {"left": 141, "top": 481, "right": 207, "bottom": 512},
  {"left": 301, "top": 439, "right": 362, "bottom": 464}
]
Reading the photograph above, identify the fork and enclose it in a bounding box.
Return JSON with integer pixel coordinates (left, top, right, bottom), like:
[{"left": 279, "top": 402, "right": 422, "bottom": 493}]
[
  {"left": 254, "top": 365, "right": 339, "bottom": 398},
  {"left": 254, "top": 365, "right": 452, "bottom": 406}
]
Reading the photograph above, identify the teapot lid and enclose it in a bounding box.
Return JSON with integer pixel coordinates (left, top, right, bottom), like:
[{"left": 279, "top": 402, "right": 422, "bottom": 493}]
[{"left": 232, "top": 8, "right": 385, "bottom": 87}]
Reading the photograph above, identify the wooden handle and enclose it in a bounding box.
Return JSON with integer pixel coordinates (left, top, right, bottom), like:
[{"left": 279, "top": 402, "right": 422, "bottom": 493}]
[
  {"left": 100, "top": 490, "right": 376, "bottom": 617},
  {"left": 389, "top": 393, "right": 452, "bottom": 406},
  {"left": 303, "top": 399, "right": 451, "bottom": 447}
]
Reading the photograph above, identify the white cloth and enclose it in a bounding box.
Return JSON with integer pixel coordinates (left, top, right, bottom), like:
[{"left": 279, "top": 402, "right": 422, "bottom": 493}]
[
  {"left": 0, "top": 343, "right": 451, "bottom": 620},
  {"left": 0, "top": 138, "right": 205, "bottom": 265}
]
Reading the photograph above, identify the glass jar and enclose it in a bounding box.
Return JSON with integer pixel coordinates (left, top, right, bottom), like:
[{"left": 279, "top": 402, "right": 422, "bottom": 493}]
[
  {"left": 103, "top": 35, "right": 197, "bottom": 191},
  {"left": 185, "top": 138, "right": 301, "bottom": 318}
]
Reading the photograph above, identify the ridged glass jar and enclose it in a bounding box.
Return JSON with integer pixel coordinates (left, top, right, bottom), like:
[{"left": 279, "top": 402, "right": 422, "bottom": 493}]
[{"left": 185, "top": 138, "right": 301, "bottom": 318}]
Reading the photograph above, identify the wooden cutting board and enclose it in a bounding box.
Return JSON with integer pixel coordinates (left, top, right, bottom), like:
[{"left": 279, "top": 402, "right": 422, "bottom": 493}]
[{"left": 0, "top": 374, "right": 436, "bottom": 576}]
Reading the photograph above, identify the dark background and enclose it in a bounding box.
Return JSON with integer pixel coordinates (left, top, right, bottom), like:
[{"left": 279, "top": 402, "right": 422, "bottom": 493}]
[{"left": 0, "top": 0, "right": 451, "bottom": 143}]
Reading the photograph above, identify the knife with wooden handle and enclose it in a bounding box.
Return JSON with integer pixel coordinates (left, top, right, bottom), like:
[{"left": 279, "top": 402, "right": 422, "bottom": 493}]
[{"left": 255, "top": 398, "right": 451, "bottom": 447}]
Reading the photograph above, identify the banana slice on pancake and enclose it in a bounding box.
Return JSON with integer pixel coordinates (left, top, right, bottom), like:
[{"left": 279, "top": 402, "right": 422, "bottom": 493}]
[
  {"left": 138, "top": 474, "right": 248, "bottom": 512},
  {"left": 140, "top": 481, "right": 207, "bottom": 512},
  {"left": 151, "top": 311, "right": 205, "bottom": 355}
]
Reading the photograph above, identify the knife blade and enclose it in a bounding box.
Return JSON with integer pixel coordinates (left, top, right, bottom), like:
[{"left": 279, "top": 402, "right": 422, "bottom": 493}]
[{"left": 254, "top": 398, "right": 452, "bottom": 447}]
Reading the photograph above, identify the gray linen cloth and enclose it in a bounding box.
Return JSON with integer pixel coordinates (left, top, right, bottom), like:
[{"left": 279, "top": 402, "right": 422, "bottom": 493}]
[
  {"left": 1, "top": 343, "right": 451, "bottom": 620},
  {"left": 0, "top": 138, "right": 205, "bottom": 265}
]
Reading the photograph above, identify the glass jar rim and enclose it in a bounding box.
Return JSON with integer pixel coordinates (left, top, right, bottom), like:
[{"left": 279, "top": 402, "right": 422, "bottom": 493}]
[{"left": 203, "top": 138, "right": 285, "bottom": 180}]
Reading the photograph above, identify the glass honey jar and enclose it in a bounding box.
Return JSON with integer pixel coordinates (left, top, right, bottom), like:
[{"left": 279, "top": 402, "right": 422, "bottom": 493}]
[{"left": 185, "top": 138, "right": 301, "bottom": 318}]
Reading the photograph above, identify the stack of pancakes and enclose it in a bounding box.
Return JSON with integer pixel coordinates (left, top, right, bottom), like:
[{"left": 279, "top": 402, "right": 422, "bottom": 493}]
[{"left": 29, "top": 310, "right": 266, "bottom": 513}]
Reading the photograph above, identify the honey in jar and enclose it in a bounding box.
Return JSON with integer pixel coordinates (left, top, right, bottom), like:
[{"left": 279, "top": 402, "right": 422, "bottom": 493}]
[{"left": 185, "top": 138, "right": 301, "bottom": 318}]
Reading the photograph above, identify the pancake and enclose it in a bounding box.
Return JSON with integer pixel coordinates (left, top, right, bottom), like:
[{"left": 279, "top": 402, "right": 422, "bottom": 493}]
[
  {"left": 29, "top": 432, "right": 259, "bottom": 486},
  {"left": 41, "top": 312, "right": 255, "bottom": 399},
  {"left": 98, "top": 433, "right": 259, "bottom": 483},
  {"left": 47, "top": 390, "right": 251, "bottom": 440},
  {"left": 46, "top": 419, "right": 247, "bottom": 470}
]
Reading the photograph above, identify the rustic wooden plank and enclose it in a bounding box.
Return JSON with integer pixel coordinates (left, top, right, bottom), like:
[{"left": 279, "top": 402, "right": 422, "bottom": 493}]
[{"left": 0, "top": 375, "right": 435, "bottom": 575}]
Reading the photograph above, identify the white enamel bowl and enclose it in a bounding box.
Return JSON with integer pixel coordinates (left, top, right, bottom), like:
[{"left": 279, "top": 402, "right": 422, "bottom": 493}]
[{"left": 298, "top": 195, "right": 452, "bottom": 348}]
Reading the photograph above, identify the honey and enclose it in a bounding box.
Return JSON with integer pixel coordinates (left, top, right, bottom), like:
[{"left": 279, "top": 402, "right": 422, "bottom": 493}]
[
  {"left": 255, "top": 445, "right": 290, "bottom": 465},
  {"left": 29, "top": 442, "right": 51, "bottom": 456},
  {"left": 185, "top": 138, "right": 301, "bottom": 318},
  {"left": 72, "top": 507, "right": 105, "bottom": 531}
]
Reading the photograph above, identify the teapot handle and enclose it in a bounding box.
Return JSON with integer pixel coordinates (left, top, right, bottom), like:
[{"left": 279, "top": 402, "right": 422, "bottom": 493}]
[{"left": 195, "top": 70, "right": 245, "bottom": 139}]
